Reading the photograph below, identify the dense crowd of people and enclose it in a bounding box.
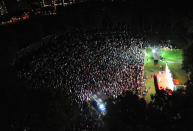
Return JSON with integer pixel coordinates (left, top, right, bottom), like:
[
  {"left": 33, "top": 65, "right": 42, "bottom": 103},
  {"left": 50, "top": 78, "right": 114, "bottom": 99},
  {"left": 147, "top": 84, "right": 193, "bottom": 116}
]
[
  {"left": 14, "top": 27, "right": 174, "bottom": 130},
  {"left": 16, "top": 29, "right": 147, "bottom": 101}
]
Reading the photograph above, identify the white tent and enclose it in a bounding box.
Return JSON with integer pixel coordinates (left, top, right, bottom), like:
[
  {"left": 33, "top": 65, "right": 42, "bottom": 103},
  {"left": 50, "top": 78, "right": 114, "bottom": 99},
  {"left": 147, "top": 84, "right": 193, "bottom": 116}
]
[{"left": 165, "top": 63, "right": 174, "bottom": 91}]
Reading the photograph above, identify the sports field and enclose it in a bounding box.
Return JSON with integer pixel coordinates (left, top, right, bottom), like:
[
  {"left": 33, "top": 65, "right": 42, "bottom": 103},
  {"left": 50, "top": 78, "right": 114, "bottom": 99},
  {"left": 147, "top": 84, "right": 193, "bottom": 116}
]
[{"left": 143, "top": 48, "right": 187, "bottom": 102}]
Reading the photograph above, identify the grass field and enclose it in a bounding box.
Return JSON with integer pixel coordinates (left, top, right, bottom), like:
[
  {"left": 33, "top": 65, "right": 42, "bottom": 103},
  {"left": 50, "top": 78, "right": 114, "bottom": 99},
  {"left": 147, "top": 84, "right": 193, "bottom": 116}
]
[{"left": 143, "top": 48, "right": 187, "bottom": 102}]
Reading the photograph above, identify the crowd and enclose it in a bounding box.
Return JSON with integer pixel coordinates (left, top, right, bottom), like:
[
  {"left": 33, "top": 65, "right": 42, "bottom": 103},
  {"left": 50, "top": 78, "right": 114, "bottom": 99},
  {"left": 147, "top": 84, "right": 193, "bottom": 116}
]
[
  {"left": 14, "top": 27, "right": 175, "bottom": 130},
  {"left": 16, "top": 29, "right": 147, "bottom": 102}
]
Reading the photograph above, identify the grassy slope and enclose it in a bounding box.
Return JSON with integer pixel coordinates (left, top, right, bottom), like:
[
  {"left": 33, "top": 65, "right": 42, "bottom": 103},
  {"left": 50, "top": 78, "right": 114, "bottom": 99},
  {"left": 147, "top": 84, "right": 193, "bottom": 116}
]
[{"left": 143, "top": 48, "right": 187, "bottom": 102}]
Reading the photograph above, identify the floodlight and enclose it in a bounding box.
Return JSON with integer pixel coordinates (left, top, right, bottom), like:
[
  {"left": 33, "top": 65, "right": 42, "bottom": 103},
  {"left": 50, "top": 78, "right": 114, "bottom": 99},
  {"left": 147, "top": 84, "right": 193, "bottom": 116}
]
[
  {"left": 98, "top": 104, "right": 106, "bottom": 111},
  {"left": 152, "top": 49, "right": 156, "bottom": 53}
]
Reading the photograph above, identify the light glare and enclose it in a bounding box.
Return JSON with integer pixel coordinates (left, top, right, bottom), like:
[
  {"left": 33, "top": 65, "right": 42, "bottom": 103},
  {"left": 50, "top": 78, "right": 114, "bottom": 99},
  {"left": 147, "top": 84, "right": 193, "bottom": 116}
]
[
  {"left": 99, "top": 104, "right": 106, "bottom": 111},
  {"left": 152, "top": 49, "right": 156, "bottom": 53}
]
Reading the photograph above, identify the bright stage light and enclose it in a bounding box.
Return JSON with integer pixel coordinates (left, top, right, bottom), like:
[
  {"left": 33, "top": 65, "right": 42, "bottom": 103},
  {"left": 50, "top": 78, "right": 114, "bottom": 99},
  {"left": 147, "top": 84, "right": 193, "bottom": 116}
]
[
  {"left": 98, "top": 103, "right": 106, "bottom": 112},
  {"left": 152, "top": 49, "right": 156, "bottom": 53},
  {"left": 99, "top": 104, "right": 104, "bottom": 109}
]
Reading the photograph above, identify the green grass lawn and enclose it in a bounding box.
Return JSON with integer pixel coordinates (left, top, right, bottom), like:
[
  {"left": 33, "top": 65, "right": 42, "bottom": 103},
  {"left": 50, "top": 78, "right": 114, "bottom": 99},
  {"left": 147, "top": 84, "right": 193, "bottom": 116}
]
[
  {"left": 143, "top": 48, "right": 187, "bottom": 103},
  {"left": 161, "top": 49, "right": 183, "bottom": 63}
]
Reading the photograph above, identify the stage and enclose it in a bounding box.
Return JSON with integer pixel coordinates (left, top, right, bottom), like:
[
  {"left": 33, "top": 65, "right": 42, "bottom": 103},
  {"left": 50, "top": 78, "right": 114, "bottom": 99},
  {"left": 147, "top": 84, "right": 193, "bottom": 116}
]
[
  {"left": 156, "top": 71, "right": 170, "bottom": 90},
  {"left": 155, "top": 64, "right": 174, "bottom": 95}
]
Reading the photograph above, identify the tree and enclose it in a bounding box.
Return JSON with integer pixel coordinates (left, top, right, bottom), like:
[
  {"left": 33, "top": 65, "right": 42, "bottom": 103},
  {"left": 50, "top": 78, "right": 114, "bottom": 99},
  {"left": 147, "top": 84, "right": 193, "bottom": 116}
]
[
  {"left": 6, "top": 84, "right": 81, "bottom": 131},
  {"left": 103, "top": 92, "right": 147, "bottom": 131}
]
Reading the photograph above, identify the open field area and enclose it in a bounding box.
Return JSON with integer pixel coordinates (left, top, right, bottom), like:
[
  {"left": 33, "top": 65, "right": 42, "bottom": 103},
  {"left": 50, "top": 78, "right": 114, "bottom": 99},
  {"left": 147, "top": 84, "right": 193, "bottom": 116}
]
[{"left": 143, "top": 48, "right": 188, "bottom": 102}]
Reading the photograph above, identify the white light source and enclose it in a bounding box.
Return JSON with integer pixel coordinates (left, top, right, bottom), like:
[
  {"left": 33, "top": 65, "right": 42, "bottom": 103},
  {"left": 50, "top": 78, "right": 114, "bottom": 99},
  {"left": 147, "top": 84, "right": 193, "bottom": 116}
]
[
  {"left": 99, "top": 104, "right": 106, "bottom": 111},
  {"left": 152, "top": 49, "right": 156, "bottom": 53}
]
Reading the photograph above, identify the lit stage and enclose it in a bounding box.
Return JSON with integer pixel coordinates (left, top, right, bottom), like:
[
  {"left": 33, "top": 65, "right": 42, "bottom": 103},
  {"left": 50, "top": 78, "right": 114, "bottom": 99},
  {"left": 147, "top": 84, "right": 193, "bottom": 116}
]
[{"left": 155, "top": 64, "right": 174, "bottom": 95}]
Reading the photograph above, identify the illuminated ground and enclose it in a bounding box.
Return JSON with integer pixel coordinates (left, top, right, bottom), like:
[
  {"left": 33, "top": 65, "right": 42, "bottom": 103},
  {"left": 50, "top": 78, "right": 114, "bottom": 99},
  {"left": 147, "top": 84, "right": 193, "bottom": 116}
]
[{"left": 143, "top": 48, "right": 187, "bottom": 102}]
